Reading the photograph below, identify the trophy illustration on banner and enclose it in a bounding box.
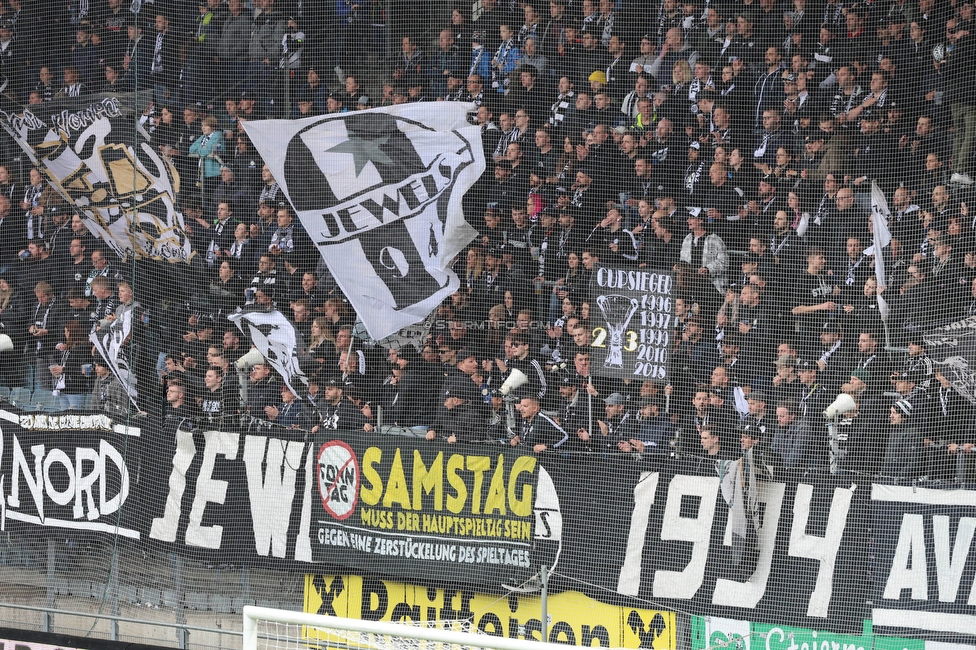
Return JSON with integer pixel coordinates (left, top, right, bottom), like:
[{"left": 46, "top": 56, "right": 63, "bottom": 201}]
[{"left": 596, "top": 294, "right": 640, "bottom": 368}]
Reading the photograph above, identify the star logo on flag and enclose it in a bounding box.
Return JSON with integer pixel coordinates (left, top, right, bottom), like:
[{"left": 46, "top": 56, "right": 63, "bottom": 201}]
[{"left": 326, "top": 132, "right": 394, "bottom": 176}]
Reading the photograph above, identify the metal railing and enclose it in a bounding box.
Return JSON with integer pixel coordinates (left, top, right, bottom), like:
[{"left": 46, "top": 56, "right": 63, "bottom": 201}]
[
  {"left": 0, "top": 601, "right": 245, "bottom": 650},
  {"left": 0, "top": 535, "right": 304, "bottom": 650}
]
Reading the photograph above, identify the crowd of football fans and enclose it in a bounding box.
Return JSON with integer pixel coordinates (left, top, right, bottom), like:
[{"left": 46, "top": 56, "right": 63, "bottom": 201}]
[{"left": 0, "top": 0, "right": 973, "bottom": 480}]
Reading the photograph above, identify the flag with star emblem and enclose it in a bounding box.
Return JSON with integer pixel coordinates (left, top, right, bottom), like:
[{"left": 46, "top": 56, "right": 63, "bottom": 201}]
[
  {"left": 0, "top": 93, "right": 193, "bottom": 263},
  {"left": 242, "top": 103, "right": 485, "bottom": 340}
]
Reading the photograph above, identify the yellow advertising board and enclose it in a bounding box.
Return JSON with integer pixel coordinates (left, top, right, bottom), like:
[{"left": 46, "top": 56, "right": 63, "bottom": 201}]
[{"left": 304, "top": 574, "right": 676, "bottom": 648}]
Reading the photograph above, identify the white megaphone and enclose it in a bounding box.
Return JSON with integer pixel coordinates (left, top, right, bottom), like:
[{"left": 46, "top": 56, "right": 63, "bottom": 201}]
[
  {"left": 0, "top": 334, "right": 12, "bottom": 352},
  {"left": 499, "top": 368, "right": 529, "bottom": 396},
  {"left": 823, "top": 393, "right": 857, "bottom": 419},
  {"left": 235, "top": 348, "right": 266, "bottom": 369}
]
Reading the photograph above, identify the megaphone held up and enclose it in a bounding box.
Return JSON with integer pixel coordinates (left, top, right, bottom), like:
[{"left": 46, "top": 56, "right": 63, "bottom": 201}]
[
  {"left": 235, "top": 348, "right": 266, "bottom": 369},
  {"left": 823, "top": 393, "right": 857, "bottom": 419},
  {"left": 499, "top": 368, "right": 529, "bottom": 396}
]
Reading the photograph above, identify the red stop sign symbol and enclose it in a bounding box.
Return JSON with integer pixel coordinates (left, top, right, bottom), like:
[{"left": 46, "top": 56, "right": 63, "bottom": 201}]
[{"left": 317, "top": 441, "right": 360, "bottom": 520}]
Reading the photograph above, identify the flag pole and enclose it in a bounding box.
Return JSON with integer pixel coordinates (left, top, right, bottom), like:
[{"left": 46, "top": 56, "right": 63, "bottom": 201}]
[{"left": 587, "top": 376, "right": 593, "bottom": 440}]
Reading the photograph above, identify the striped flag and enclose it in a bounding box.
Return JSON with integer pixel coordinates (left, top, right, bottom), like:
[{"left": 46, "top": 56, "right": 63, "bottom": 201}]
[{"left": 90, "top": 308, "right": 139, "bottom": 409}]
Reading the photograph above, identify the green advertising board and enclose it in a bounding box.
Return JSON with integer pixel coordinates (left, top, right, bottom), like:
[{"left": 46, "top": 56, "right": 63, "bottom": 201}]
[{"left": 691, "top": 617, "right": 934, "bottom": 650}]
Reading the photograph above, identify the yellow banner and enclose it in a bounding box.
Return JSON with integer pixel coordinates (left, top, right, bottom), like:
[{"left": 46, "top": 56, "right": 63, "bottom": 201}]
[
  {"left": 355, "top": 448, "right": 537, "bottom": 542},
  {"left": 304, "top": 575, "right": 676, "bottom": 648}
]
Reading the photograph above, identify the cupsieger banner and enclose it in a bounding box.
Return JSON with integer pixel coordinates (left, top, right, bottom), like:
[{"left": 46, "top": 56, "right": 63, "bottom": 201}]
[
  {"left": 3, "top": 406, "right": 975, "bottom": 641},
  {"left": 589, "top": 268, "right": 674, "bottom": 380},
  {"left": 0, "top": 93, "right": 193, "bottom": 263}
]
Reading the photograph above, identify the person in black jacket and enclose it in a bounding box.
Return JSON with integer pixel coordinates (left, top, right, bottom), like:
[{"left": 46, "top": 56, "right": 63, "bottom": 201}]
[
  {"left": 210, "top": 260, "right": 245, "bottom": 318},
  {"left": 511, "top": 393, "right": 570, "bottom": 453},
  {"left": 832, "top": 371, "right": 887, "bottom": 475},
  {"left": 426, "top": 375, "right": 484, "bottom": 443},
  {"left": 945, "top": 16, "right": 976, "bottom": 185},
  {"left": 149, "top": 13, "right": 181, "bottom": 106},
  {"left": 698, "top": 425, "right": 735, "bottom": 462},
  {"left": 160, "top": 377, "right": 201, "bottom": 431},
  {"left": 881, "top": 399, "right": 922, "bottom": 480},
  {"left": 498, "top": 332, "right": 548, "bottom": 400},
  {"left": 198, "top": 367, "right": 236, "bottom": 426},
  {"left": 205, "top": 203, "right": 241, "bottom": 271},
  {"left": 385, "top": 346, "right": 435, "bottom": 428},
  {"left": 245, "top": 362, "right": 280, "bottom": 419},
  {"left": 577, "top": 391, "right": 634, "bottom": 452},
  {"left": 26, "top": 280, "right": 64, "bottom": 392},
  {"left": 314, "top": 376, "right": 370, "bottom": 432},
  {"left": 0, "top": 196, "right": 25, "bottom": 272},
  {"left": 0, "top": 20, "right": 25, "bottom": 98},
  {"left": 617, "top": 396, "right": 674, "bottom": 456},
  {"left": 48, "top": 319, "right": 93, "bottom": 410}
]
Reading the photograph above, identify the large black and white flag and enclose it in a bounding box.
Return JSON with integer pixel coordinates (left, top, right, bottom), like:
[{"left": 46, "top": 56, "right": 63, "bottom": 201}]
[
  {"left": 242, "top": 103, "right": 485, "bottom": 340},
  {"left": 923, "top": 316, "right": 976, "bottom": 405},
  {"left": 228, "top": 307, "right": 309, "bottom": 397},
  {"left": 0, "top": 93, "right": 193, "bottom": 263},
  {"left": 90, "top": 308, "right": 139, "bottom": 408}
]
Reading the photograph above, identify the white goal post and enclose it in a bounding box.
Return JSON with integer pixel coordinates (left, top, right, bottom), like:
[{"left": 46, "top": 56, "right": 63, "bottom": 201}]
[{"left": 242, "top": 605, "right": 581, "bottom": 650}]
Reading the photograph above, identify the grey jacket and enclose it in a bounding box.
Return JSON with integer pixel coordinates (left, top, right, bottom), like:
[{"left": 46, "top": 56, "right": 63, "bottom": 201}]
[
  {"left": 220, "top": 13, "right": 252, "bottom": 63},
  {"left": 92, "top": 374, "right": 131, "bottom": 417},
  {"left": 770, "top": 419, "right": 817, "bottom": 469},
  {"left": 249, "top": 9, "right": 288, "bottom": 63},
  {"left": 880, "top": 424, "right": 921, "bottom": 480}
]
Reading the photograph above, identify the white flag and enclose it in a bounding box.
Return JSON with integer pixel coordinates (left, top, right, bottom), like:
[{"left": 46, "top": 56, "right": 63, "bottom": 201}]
[
  {"left": 868, "top": 182, "right": 892, "bottom": 321},
  {"left": 242, "top": 103, "right": 486, "bottom": 340},
  {"left": 90, "top": 309, "right": 139, "bottom": 409},
  {"left": 228, "top": 307, "right": 309, "bottom": 397}
]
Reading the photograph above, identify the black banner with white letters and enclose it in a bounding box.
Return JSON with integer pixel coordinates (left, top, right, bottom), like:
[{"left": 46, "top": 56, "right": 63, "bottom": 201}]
[
  {"left": 551, "top": 456, "right": 868, "bottom": 634},
  {"left": 870, "top": 482, "right": 976, "bottom": 643},
  {"left": 0, "top": 412, "right": 141, "bottom": 540},
  {"left": 589, "top": 268, "right": 674, "bottom": 380},
  {"left": 5, "top": 406, "right": 976, "bottom": 641}
]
